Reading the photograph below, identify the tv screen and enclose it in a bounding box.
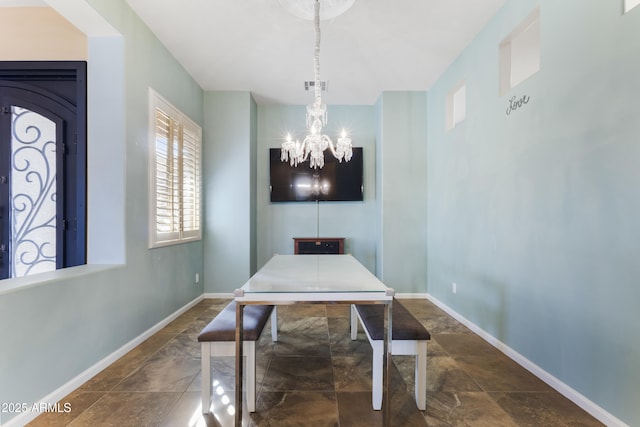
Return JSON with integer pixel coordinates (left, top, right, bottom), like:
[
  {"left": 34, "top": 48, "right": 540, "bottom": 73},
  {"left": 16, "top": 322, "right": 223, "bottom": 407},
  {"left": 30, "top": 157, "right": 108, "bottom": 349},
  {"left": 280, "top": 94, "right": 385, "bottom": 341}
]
[{"left": 269, "top": 147, "right": 363, "bottom": 202}]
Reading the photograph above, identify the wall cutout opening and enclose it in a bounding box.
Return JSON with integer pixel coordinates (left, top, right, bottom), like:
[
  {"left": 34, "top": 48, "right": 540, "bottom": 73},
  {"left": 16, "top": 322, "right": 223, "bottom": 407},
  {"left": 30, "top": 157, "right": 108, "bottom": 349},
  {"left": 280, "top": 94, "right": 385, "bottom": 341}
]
[
  {"left": 625, "top": 0, "right": 640, "bottom": 13},
  {"left": 446, "top": 81, "right": 466, "bottom": 131},
  {"left": 499, "top": 7, "right": 540, "bottom": 96}
]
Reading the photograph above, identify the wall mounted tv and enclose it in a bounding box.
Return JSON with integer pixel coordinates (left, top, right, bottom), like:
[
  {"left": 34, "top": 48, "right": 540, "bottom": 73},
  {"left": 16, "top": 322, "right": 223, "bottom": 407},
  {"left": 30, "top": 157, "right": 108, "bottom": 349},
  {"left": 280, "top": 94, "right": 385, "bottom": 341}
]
[{"left": 269, "top": 147, "right": 363, "bottom": 202}]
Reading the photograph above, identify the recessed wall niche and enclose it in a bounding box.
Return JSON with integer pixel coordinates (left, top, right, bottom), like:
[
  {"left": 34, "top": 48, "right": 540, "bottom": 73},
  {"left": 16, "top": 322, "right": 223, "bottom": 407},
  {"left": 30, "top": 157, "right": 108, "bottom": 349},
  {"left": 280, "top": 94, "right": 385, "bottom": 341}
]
[
  {"left": 446, "top": 81, "right": 466, "bottom": 131},
  {"left": 625, "top": 0, "right": 640, "bottom": 13},
  {"left": 499, "top": 7, "right": 540, "bottom": 95}
]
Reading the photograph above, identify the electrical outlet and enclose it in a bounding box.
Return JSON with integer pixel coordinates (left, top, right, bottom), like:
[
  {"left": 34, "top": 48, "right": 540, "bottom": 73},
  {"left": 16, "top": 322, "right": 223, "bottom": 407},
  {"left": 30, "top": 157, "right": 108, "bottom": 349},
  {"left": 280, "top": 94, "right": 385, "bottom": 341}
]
[
  {"left": 452, "top": 282, "right": 457, "bottom": 294},
  {"left": 195, "top": 273, "right": 200, "bottom": 284}
]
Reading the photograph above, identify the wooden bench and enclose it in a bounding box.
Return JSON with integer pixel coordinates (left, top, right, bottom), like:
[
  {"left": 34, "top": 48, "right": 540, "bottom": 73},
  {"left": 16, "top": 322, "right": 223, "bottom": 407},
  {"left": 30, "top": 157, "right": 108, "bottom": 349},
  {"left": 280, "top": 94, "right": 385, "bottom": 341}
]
[
  {"left": 198, "top": 301, "right": 278, "bottom": 413},
  {"left": 350, "top": 300, "right": 430, "bottom": 410}
]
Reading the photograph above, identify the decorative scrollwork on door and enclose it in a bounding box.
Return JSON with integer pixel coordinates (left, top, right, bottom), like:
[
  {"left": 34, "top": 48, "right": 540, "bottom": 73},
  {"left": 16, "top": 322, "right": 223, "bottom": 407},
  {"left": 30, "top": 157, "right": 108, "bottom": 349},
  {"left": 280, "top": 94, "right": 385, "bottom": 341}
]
[{"left": 10, "top": 106, "right": 57, "bottom": 277}]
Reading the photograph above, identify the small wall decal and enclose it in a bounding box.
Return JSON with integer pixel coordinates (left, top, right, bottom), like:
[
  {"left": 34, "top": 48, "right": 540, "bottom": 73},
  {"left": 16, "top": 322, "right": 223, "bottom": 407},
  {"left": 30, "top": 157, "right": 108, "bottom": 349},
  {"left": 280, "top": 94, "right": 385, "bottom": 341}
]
[{"left": 506, "top": 94, "right": 530, "bottom": 115}]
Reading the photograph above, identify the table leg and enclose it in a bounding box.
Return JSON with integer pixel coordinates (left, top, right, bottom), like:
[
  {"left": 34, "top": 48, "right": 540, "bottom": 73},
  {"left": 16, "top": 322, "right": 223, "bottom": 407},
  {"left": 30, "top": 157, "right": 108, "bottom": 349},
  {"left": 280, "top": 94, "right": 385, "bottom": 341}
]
[
  {"left": 384, "top": 300, "right": 392, "bottom": 427},
  {"left": 235, "top": 302, "right": 244, "bottom": 426}
]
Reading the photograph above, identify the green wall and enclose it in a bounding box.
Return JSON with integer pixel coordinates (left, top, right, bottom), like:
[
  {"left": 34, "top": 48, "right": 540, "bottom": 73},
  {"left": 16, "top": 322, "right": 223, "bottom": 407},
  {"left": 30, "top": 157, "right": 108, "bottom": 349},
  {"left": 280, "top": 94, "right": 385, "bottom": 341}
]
[
  {"left": 426, "top": 0, "right": 640, "bottom": 424},
  {"left": 0, "top": 1, "right": 204, "bottom": 424},
  {"left": 203, "top": 92, "right": 257, "bottom": 293},
  {"left": 376, "top": 92, "right": 428, "bottom": 292}
]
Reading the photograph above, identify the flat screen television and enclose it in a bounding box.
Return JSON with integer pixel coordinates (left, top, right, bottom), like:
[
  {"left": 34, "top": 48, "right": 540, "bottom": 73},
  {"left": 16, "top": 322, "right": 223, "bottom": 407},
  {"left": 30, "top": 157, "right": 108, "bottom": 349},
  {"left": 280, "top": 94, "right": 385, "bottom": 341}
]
[{"left": 269, "top": 147, "right": 363, "bottom": 202}]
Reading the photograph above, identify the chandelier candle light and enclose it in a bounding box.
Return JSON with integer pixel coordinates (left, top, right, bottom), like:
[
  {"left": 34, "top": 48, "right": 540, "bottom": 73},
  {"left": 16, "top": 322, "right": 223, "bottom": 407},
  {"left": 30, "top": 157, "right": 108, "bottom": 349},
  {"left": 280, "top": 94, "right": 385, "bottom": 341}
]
[{"left": 280, "top": 0, "right": 353, "bottom": 169}]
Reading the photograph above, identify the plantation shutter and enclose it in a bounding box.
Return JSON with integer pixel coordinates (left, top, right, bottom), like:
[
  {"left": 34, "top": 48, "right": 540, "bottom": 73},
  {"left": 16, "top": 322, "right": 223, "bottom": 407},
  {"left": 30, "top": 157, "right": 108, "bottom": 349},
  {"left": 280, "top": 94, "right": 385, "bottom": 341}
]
[
  {"left": 181, "top": 123, "right": 201, "bottom": 237},
  {"left": 149, "top": 89, "right": 201, "bottom": 247}
]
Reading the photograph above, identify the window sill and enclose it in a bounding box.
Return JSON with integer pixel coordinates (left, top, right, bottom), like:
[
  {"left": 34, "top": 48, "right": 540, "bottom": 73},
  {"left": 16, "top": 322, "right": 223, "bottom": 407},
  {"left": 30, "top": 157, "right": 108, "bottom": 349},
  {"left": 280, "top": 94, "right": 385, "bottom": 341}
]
[{"left": 0, "top": 264, "right": 124, "bottom": 296}]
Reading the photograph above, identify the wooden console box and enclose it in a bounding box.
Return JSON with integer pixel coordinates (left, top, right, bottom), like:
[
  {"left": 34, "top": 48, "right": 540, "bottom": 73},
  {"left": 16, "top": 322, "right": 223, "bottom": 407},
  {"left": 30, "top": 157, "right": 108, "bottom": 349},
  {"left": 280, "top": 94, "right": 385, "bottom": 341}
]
[{"left": 293, "top": 237, "right": 345, "bottom": 255}]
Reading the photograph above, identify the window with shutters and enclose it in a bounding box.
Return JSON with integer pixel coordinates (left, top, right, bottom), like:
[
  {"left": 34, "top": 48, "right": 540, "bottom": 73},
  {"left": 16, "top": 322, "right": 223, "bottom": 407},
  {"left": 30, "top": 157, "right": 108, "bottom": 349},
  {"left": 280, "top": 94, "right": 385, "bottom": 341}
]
[{"left": 148, "top": 89, "right": 201, "bottom": 248}]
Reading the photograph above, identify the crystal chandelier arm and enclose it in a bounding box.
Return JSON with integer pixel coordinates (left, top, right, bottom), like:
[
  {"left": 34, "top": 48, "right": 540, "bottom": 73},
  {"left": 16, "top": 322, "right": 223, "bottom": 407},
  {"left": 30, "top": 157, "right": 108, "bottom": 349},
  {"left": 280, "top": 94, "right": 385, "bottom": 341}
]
[{"left": 324, "top": 134, "right": 338, "bottom": 156}]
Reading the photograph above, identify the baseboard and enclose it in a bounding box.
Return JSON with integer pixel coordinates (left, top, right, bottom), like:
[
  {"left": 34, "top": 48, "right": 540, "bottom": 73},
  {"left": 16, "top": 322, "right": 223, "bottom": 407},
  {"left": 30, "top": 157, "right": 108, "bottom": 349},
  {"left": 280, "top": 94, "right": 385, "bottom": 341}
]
[
  {"left": 203, "top": 292, "right": 234, "bottom": 299},
  {"left": 425, "top": 293, "right": 628, "bottom": 427},
  {"left": 1, "top": 295, "right": 204, "bottom": 427},
  {"left": 395, "top": 292, "right": 429, "bottom": 299},
  {"left": 203, "top": 292, "right": 427, "bottom": 300}
]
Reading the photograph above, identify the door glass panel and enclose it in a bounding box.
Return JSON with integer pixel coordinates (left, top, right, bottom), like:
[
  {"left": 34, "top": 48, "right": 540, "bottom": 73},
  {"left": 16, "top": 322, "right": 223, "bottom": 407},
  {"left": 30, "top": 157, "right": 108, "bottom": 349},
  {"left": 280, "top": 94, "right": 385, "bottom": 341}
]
[{"left": 10, "top": 106, "right": 57, "bottom": 277}]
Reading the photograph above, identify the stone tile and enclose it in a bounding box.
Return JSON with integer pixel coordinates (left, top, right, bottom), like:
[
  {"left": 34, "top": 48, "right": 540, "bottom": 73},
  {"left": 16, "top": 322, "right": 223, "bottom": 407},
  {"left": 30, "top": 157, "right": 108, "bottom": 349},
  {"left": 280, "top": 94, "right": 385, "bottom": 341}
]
[
  {"left": 156, "top": 333, "right": 201, "bottom": 358},
  {"left": 159, "top": 390, "right": 241, "bottom": 427},
  {"left": 279, "top": 316, "right": 329, "bottom": 337},
  {"left": 334, "top": 352, "right": 421, "bottom": 414},
  {"left": 422, "top": 315, "right": 473, "bottom": 335},
  {"left": 393, "top": 354, "right": 482, "bottom": 394},
  {"left": 336, "top": 391, "right": 383, "bottom": 427},
  {"left": 455, "top": 355, "right": 553, "bottom": 392},
  {"left": 196, "top": 302, "right": 232, "bottom": 322},
  {"left": 395, "top": 298, "right": 445, "bottom": 317},
  {"left": 191, "top": 351, "right": 272, "bottom": 393},
  {"left": 164, "top": 300, "right": 229, "bottom": 334},
  {"left": 79, "top": 333, "right": 176, "bottom": 392},
  {"left": 66, "top": 392, "right": 180, "bottom": 427},
  {"left": 78, "top": 357, "right": 137, "bottom": 392},
  {"left": 332, "top": 353, "right": 373, "bottom": 391},
  {"left": 337, "top": 391, "right": 428, "bottom": 427},
  {"left": 27, "top": 391, "right": 104, "bottom": 427},
  {"left": 426, "top": 356, "right": 482, "bottom": 393},
  {"left": 115, "top": 354, "right": 200, "bottom": 392},
  {"left": 43, "top": 300, "right": 603, "bottom": 426},
  {"left": 180, "top": 317, "right": 211, "bottom": 335},
  {"left": 424, "top": 391, "right": 518, "bottom": 427},
  {"left": 262, "top": 356, "right": 334, "bottom": 391},
  {"left": 278, "top": 304, "right": 327, "bottom": 320},
  {"left": 434, "top": 333, "right": 502, "bottom": 358},
  {"left": 256, "top": 318, "right": 279, "bottom": 354},
  {"left": 327, "top": 317, "right": 372, "bottom": 356},
  {"left": 424, "top": 337, "right": 451, "bottom": 358},
  {"left": 189, "top": 357, "right": 235, "bottom": 394},
  {"left": 326, "top": 303, "right": 351, "bottom": 318},
  {"left": 274, "top": 317, "right": 331, "bottom": 357},
  {"left": 252, "top": 391, "right": 338, "bottom": 427},
  {"left": 490, "top": 391, "right": 605, "bottom": 427},
  {"left": 273, "top": 336, "right": 332, "bottom": 357}
]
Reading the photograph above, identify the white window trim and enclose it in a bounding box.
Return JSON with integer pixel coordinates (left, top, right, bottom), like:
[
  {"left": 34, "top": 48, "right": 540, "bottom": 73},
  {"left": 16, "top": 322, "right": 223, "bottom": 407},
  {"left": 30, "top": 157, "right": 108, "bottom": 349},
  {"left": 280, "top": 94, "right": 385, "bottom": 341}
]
[{"left": 148, "top": 88, "right": 202, "bottom": 248}]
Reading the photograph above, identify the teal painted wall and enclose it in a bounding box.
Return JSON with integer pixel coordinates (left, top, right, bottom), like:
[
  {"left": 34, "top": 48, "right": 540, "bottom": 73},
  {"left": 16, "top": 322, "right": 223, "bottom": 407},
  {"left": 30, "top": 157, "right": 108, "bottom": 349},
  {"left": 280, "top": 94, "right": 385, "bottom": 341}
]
[
  {"left": 0, "top": 1, "right": 204, "bottom": 423},
  {"left": 203, "top": 92, "right": 257, "bottom": 293},
  {"left": 427, "top": 0, "right": 640, "bottom": 424},
  {"left": 376, "top": 92, "right": 428, "bottom": 292},
  {"left": 256, "top": 105, "right": 378, "bottom": 272}
]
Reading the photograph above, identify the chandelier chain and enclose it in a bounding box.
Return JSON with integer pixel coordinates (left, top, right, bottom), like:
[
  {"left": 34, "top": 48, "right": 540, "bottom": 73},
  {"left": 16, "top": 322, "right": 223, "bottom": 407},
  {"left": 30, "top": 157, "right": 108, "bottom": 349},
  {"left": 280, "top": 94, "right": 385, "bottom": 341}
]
[{"left": 314, "top": 0, "right": 322, "bottom": 104}]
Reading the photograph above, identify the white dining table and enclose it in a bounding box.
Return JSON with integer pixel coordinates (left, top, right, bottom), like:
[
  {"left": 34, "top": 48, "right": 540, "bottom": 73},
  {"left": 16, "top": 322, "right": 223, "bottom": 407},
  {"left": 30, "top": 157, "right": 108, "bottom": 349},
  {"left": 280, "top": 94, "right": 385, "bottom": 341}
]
[{"left": 233, "top": 254, "right": 394, "bottom": 426}]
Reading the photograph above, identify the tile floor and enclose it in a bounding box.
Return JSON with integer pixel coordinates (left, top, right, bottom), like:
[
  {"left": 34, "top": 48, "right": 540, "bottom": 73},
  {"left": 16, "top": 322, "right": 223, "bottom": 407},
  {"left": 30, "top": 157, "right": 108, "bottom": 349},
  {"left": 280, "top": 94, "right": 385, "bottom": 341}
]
[{"left": 27, "top": 298, "right": 604, "bottom": 426}]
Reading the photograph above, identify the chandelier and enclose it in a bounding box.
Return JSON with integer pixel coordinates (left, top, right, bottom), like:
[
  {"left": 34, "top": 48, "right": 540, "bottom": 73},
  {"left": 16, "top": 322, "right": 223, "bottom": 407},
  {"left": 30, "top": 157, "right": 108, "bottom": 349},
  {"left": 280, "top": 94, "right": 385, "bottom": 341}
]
[{"left": 280, "top": 0, "right": 353, "bottom": 169}]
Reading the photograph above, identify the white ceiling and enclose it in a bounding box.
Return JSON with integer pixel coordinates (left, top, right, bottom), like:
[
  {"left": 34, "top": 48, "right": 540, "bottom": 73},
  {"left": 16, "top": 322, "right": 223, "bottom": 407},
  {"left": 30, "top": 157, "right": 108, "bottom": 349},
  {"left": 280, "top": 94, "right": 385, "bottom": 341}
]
[
  {"left": 124, "top": 0, "right": 507, "bottom": 105},
  {"left": 2, "top": 0, "right": 508, "bottom": 105}
]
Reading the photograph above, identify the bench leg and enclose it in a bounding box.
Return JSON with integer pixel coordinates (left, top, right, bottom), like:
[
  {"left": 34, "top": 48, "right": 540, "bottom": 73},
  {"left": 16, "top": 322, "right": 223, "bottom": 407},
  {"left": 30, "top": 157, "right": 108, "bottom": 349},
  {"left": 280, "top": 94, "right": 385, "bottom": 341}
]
[
  {"left": 415, "top": 341, "right": 427, "bottom": 410},
  {"left": 371, "top": 340, "right": 383, "bottom": 410},
  {"left": 201, "top": 343, "right": 211, "bottom": 414},
  {"left": 246, "top": 341, "right": 257, "bottom": 412},
  {"left": 271, "top": 306, "right": 278, "bottom": 342},
  {"left": 350, "top": 304, "right": 358, "bottom": 340}
]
